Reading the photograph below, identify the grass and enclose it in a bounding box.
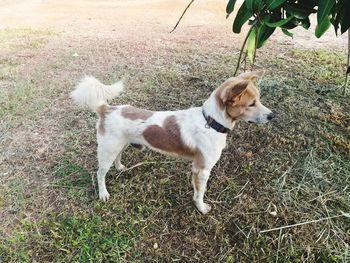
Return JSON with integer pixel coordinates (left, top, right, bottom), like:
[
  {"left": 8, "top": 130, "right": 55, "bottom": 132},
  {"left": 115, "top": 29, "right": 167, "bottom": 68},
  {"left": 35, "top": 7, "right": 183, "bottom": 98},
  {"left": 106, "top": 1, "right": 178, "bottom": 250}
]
[
  {"left": 0, "top": 27, "right": 349, "bottom": 262},
  {"left": 0, "top": 28, "right": 55, "bottom": 51}
]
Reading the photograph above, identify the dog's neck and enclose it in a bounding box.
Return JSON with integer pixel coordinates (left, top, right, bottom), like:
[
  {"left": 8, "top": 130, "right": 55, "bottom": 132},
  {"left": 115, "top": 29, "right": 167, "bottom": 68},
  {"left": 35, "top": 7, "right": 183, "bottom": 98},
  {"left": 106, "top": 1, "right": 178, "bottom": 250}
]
[{"left": 202, "top": 94, "right": 235, "bottom": 131}]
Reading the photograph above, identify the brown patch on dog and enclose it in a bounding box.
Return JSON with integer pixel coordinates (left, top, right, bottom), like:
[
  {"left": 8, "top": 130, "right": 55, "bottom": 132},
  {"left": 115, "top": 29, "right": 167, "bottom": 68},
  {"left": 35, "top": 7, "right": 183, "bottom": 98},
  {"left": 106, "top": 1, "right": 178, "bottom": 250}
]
[
  {"left": 143, "top": 115, "right": 204, "bottom": 164},
  {"left": 96, "top": 105, "right": 116, "bottom": 134},
  {"left": 121, "top": 106, "right": 153, "bottom": 120}
]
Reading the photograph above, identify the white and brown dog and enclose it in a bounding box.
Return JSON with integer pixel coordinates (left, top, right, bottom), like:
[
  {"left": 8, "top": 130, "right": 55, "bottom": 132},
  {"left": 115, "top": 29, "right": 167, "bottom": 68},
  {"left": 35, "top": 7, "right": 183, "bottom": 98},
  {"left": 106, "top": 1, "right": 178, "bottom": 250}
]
[{"left": 71, "top": 71, "right": 274, "bottom": 214}]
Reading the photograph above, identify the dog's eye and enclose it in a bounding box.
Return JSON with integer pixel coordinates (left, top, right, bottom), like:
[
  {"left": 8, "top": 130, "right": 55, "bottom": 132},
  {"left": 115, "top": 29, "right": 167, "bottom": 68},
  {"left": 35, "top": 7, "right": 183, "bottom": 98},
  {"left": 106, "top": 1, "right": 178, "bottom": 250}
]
[{"left": 249, "top": 101, "right": 256, "bottom": 107}]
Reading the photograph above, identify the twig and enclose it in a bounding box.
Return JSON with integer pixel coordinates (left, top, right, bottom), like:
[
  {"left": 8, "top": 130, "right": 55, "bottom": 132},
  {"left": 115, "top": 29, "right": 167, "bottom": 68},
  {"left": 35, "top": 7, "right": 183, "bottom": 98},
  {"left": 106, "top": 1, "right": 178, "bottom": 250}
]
[
  {"left": 260, "top": 212, "right": 350, "bottom": 233},
  {"left": 118, "top": 161, "right": 157, "bottom": 175},
  {"left": 243, "top": 51, "right": 248, "bottom": 72},
  {"left": 117, "top": 160, "right": 185, "bottom": 176},
  {"left": 233, "top": 180, "right": 250, "bottom": 199},
  {"left": 275, "top": 229, "right": 282, "bottom": 263},
  {"left": 252, "top": 22, "right": 260, "bottom": 71},
  {"left": 170, "top": 0, "right": 195, "bottom": 33},
  {"left": 234, "top": 18, "right": 258, "bottom": 76}
]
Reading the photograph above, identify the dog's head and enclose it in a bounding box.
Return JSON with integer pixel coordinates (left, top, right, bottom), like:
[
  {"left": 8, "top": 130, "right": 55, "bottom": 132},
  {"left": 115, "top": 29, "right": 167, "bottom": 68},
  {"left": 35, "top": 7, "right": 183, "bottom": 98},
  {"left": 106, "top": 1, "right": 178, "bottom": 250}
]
[{"left": 215, "top": 71, "right": 274, "bottom": 124}]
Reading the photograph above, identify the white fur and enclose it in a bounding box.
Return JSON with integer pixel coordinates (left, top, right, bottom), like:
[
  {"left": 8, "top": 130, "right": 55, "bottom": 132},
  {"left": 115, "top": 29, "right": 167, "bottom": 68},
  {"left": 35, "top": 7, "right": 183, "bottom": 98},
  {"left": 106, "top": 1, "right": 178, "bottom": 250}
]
[
  {"left": 71, "top": 74, "right": 272, "bottom": 214},
  {"left": 70, "top": 76, "right": 124, "bottom": 111}
]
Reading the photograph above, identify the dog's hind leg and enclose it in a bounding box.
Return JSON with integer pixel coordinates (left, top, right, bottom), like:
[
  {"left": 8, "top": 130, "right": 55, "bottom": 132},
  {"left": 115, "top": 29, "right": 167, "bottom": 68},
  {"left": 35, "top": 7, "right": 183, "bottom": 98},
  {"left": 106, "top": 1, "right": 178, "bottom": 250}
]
[
  {"left": 114, "top": 145, "right": 128, "bottom": 171},
  {"left": 97, "top": 140, "right": 126, "bottom": 201}
]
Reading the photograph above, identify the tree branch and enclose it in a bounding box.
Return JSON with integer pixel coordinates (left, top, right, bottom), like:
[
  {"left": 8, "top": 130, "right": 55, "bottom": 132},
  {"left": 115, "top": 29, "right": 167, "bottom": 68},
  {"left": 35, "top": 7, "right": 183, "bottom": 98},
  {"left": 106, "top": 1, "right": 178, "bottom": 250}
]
[{"left": 170, "top": 0, "right": 195, "bottom": 33}]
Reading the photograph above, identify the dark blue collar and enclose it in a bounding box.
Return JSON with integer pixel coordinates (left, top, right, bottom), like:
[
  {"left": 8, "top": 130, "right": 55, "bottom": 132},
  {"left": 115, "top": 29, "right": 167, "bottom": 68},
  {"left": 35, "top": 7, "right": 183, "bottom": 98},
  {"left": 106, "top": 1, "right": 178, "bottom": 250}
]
[{"left": 202, "top": 110, "right": 230, "bottom": 134}]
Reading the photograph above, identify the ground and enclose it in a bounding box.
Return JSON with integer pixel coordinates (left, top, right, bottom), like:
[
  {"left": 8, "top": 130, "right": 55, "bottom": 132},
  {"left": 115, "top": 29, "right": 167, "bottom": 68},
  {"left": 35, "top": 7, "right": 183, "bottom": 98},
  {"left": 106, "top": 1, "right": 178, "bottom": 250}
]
[{"left": 0, "top": 0, "right": 349, "bottom": 262}]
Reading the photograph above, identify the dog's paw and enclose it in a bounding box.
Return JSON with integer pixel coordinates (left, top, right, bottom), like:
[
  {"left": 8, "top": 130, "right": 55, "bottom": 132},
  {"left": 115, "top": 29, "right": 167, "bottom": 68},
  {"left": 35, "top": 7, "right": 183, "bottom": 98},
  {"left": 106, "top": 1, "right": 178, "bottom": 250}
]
[
  {"left": 99, "top": 191, "right": 110, "bottom": 202},
  {"left": 195, "top": 202, "right": 212, "bottom": 214},
  {"left": 116, "top": 164, "right": 126, "bottom": 171}
]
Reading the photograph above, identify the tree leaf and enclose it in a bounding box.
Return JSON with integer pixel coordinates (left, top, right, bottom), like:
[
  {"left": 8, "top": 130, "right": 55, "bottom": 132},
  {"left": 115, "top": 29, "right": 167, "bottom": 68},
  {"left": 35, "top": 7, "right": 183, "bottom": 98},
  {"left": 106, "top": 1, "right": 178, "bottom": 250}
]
[
  {"left": 317, "top": 0, "right": 335, "bottom": 25},
  {"left": 257, "top": 23, "right": 276, "bottom": 48},
  {"left": 298, "top": 0, "right": 318, "bottom": 10},
  {"left": 232, "top": 3, "right": 254, "bottom": 33},
  {"left": 265, "top": 16, "right": 294, "bottom": 28},
  {"left": 301, "top": 18, "right": 311, "bottom": 30},
  {"left": 267, "top": 0, "right": 286, "bottom": 11},
  {"left": 245, "top": 0, "right": 254, "bottom": 11},
  {"left": 285, "top": 4, "right": 311, "bottom": 19},
  {"left": 244, "top": 0, "right": 263, "bottom": 12},
  {"left": 281, "top": 17, "right": 299, "bottom": 30},
  {"left": 315, "top": 16, "right": 331, "bottom": 38},
  {"left": 340, "top": 0, "right": 350, "bottom": 34},
  {"left": 340, "top": 16, "right": 350, "bottom": 34},
  {"left": 226, "top": 0, "right": 237, "bottom": 18},
  {"left": 245, "top": 27, "right": 257, "bottom": 63},
  {"left": 254, "top": 0, "right": 264, "bottom": 11},
  {"left": 282, "top": 28, "right": 293, "bottom": 38},
  {"left": 332, "top": 0, "right": 345, "bottom": 34}
]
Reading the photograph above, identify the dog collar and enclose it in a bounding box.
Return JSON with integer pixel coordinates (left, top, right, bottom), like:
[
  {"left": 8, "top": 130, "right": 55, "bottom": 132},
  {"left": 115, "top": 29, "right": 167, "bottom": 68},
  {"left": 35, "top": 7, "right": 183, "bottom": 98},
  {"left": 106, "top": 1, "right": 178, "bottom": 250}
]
[{"left": 202, "top": 110, "right": 230, "bottom": 134}]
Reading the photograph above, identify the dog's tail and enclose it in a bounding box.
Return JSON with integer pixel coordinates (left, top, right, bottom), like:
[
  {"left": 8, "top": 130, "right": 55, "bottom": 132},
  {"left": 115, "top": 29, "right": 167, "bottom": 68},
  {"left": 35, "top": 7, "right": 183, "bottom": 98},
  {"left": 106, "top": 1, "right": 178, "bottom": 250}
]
[{"left": 70, "top": 76, "right": 124, "bottom": 112}]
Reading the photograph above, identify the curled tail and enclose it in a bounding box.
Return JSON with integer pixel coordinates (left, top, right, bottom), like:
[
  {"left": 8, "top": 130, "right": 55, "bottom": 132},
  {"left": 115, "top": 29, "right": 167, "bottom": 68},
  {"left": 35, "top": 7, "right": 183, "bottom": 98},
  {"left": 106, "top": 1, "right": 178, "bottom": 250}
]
[{"left": 70, "top": 76, "right": 124, "bottom": 112}]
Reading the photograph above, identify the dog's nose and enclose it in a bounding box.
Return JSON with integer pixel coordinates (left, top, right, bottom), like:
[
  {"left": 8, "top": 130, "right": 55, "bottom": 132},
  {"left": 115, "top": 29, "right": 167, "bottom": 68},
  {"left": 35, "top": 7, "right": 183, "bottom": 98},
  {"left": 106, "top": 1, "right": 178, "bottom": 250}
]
[{"left": 267, "top": 112, "right": 275, "bottom": 121}]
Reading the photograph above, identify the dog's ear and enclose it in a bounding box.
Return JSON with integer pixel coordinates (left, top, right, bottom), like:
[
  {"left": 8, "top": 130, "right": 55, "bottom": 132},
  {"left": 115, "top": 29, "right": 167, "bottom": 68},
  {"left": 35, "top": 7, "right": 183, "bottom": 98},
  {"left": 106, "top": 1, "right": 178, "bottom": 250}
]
[
  {"left": 238, "top": 70, "right": 265, "bottom": 83},
  {"left": 223, "top": 80, "right": 250, "bottom": 104},
  {"left": 215, "top": 78, "right": 250, "bottom": 109}
]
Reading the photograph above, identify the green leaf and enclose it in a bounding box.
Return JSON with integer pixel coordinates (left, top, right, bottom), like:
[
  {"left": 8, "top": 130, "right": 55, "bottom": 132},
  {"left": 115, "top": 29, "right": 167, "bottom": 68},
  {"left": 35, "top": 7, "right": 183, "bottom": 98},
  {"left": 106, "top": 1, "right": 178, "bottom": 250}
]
[
  {"left": 333, "top": 0, "right": 345, "bottom": 34},
  {"left": 315, "top": 16, "right": 331, "bottom": 38},
  {"left": 282, "top": 28, "right": 293, "bottom": 38},
  {"left": 332, "top": 0, "right": 350, "bottom": 34},
  {"left": 245, "top": 0, "right": 254, "bottom": 11},
  {"left": 226, "top": 0, "right": 237, "bottom": 18},
  {"left": 257, "top": 23, "right": 276, "bottom": 48},
  {"left": 232, "top": 3, "right": 254, "bottom": 33},
  {"left": 317, "top": 0, "right": 335, "bottom": 25},
  {"left": 281, "top": 17, "right": 299, "bottom": 30},
  {"left": 301, "top": 18, "right": 311, "bottom": 30},
  {"left": 340, "top": 0, "right": 350, "bottom": 34},
  {"left": 340, "top": 15, "right": 350, "bottom": 34},
  {"left": 255, "top": 0, "right": 264, "bottom": 10},
  {"left": 245, "top": 27, "right": 257, "bottom": 63},
  {"left": 267, "top": 0, "right": 286, "bottom": 11},
  {"left": 265, "top": 16, "right": 294, "bottom": 28},
  {"left": 298, "top": 0, "right": 318, "bottom": 10},
  {"left": 285, "top": 4, "right": 310, "bottom": 19},
  {"left": 245, "top": 0, "right": 264, "bottom": 12}
]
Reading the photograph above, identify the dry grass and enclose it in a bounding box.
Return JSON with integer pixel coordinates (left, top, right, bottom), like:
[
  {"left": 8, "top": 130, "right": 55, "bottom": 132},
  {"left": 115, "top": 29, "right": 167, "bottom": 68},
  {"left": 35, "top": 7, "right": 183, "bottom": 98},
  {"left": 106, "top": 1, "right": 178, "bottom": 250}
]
[{"left": 0, "top": 27, "right": 349, "bottom": 262}]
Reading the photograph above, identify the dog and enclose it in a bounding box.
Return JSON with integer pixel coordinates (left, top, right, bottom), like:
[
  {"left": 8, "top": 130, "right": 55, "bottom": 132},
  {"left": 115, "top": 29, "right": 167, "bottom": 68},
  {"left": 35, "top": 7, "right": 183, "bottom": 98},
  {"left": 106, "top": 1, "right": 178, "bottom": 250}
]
[{"left": 71, "top": 71, "right": 274, "bottom": 214}]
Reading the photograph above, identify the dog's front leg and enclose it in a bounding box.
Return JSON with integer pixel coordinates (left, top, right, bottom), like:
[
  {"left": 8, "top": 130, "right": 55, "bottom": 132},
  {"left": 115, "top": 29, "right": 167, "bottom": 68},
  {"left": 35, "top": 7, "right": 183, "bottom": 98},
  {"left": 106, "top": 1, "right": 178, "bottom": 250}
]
[{"left": 192, "top": 168, "right": 211, "bottom": 214}]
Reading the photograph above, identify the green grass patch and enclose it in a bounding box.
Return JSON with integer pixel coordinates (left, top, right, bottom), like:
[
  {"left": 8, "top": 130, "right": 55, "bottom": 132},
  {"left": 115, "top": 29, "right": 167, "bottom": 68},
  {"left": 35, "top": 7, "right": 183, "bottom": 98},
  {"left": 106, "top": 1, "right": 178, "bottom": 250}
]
[
  {"left": 54, "top": 159, "right": 92, "bottom": 188},
  {"left": 0, "top": 215, "right": 138, "bottom": 262}
]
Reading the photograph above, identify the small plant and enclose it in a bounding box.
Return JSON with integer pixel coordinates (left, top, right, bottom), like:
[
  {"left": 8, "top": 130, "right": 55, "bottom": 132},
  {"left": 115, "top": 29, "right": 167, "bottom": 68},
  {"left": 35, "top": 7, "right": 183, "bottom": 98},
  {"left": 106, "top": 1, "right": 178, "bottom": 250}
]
[
  {"left": 226, "top": 0, "right": 349, "bottom": 62},
  {"left": 172, "top": 0, "right": 350, "bottom": 94}
]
